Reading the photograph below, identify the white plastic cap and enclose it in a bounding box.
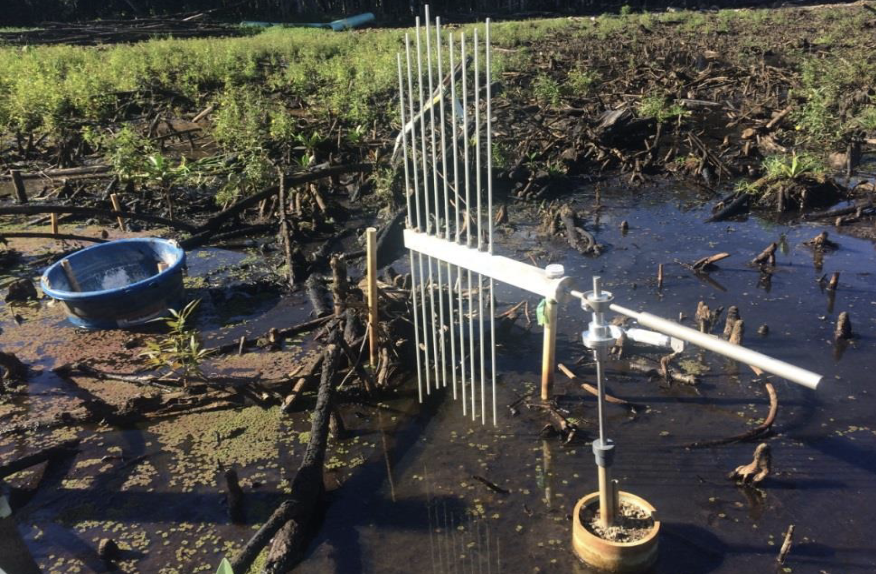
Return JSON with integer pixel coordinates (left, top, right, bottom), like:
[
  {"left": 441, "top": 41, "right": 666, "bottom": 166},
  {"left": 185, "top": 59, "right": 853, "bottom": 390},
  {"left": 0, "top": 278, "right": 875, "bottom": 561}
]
[{"left": 545, "top": 264, "right": 565, "bottom": 279}]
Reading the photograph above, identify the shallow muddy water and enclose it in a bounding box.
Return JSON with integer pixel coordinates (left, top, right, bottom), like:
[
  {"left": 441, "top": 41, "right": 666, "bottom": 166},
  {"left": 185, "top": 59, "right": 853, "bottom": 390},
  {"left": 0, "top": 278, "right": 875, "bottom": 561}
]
[
  {"left": 298, "top": 182, "right": 876, "bottom": 574},
  {"left": 2, "top": 182, "right": 876, "bottom": 573}
]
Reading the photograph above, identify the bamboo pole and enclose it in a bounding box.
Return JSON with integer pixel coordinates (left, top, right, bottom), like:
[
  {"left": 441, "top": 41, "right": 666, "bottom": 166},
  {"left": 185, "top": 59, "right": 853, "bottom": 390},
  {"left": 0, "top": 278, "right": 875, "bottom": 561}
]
[
  {"left": 50, "top": 213, "right": 59, "bottom": 236},
  {"left": 110, "top": 193, "right": 126, "bottom": 231},
  {"left": 540, "top": 298, "right": 558, "bottom": 401},
  {"left": 366, "top": 227, "right": 379, "bottom": 367}
]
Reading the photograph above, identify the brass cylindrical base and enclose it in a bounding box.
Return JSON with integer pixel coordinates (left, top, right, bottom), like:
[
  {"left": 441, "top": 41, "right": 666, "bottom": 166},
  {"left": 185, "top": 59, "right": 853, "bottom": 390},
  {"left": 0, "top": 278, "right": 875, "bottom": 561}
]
[{"left": 572, "top": 492, "right": 660, "bottom": 573}]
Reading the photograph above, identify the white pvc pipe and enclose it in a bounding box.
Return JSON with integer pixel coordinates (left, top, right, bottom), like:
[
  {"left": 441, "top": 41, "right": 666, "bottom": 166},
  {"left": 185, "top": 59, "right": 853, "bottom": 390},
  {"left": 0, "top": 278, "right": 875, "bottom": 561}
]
[
  {"left": 610, "top": 304, "right": 822, "bottom": 389},
  {"left": 404, "top": 229, "right": 572, "bottom": 302}
]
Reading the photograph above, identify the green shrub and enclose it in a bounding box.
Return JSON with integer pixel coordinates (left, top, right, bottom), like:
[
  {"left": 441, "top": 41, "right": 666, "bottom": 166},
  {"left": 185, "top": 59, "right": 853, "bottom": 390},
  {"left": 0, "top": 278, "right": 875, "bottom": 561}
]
[{"left": 638, "top": 94, "right": 688, "bottom": 124}]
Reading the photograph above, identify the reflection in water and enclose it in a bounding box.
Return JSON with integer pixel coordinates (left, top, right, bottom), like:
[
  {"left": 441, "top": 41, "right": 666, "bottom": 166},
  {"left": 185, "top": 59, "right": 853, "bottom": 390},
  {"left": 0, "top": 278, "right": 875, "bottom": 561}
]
[
  {"left": 427, "top": 499, "right": 501, "bottom": 573},
  {"left": 542, "top": 439, "right": 554, "bottom": 509}
]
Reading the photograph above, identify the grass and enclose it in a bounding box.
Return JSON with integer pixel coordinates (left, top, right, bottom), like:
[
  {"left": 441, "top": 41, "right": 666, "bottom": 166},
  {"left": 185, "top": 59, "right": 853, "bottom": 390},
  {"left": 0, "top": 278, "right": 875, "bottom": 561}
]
[
  {"left": 762, "top": 151, "right": 825, "bottom": 180},
  {"left": 1, "top": 3, "right": 874, "bottom": 200}
]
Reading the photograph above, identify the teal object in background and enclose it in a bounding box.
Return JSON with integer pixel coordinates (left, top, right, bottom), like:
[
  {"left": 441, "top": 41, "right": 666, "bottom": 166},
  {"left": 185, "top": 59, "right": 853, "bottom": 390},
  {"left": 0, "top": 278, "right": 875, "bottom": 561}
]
[{"left": 241, "top": 12, "right": 375, "bottom": 31}]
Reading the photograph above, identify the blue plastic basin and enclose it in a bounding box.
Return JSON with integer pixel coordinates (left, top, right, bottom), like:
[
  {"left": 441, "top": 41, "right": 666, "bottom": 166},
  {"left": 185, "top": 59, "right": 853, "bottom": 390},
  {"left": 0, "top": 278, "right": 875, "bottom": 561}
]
[{"left": 40, "top": 238, "right": 186, "bottom": 329}]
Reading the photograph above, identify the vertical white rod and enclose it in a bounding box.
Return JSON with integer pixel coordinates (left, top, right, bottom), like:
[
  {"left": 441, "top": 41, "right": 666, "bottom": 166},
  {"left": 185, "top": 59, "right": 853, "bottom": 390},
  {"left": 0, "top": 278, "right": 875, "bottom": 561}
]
[
  {"left": 416, "top": 17, "right": 440, "bottom": 394},
  {"left": 436, "top": 18, "right": 457, "bottom": 400},
  {"left": 406, "top": 34, "right": 432, "bottom": 397},
  {"left": 474, "top": 28, "right": 486, "bottom": 424},
  {"left": 486, "top": 19, "right": 497, "bottom": 426},
  {"left": 450, "top": 32, "right": 466, "bottom": 415},
  {"left": 398, "top": 54, "right": 423, "bottom": 404},
  {"left": 462, "top": 32, "right": 476, "bottom": 420},
  {"left": 426, "top": 7, "right": 448, "bottom": 390}
]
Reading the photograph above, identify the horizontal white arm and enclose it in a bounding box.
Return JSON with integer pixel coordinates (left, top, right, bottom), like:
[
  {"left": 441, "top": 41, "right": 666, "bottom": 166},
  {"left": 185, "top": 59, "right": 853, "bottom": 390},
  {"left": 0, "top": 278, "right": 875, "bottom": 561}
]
[
  {"left": 610, "top": 304, "right": 822, "bottom": 389},
  {"left": 403, "top": 229, "right": 573, "bottom": 301}
]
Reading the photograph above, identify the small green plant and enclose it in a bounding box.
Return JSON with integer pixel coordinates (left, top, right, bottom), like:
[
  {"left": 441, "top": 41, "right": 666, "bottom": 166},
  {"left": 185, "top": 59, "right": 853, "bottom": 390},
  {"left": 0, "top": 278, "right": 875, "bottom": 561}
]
[
  {"left": 852, "top": 105, "right": 876, "bottom": 132},
  {"left": 491, "top": 142, "right": 510, "bottom": 170},
  {"left": 762, "top": 152, "right": 825, "bottom": 180},
  {"left": 141, "top": 299, "right": 212, "bottom": 385},
  {"left": 620, "top": 5, "right": 633, "bottom": 16},
  {"left": 638, "top": 94, "right": 688, "bottom": 124},
  {"left": 565, "top": 67, "right": 599, "bottom": 96},
  {"left": 532, "top": 74, "right": 562, "bottom": 107},
  {"left": 546, "top": 160, "right": 566, "bottom": 177},
  {"left": 734, "top": 180, "right": 761, "bottom": 195},
  {"left": 92, "top": 125, "right": 155, "bottom": 182}
]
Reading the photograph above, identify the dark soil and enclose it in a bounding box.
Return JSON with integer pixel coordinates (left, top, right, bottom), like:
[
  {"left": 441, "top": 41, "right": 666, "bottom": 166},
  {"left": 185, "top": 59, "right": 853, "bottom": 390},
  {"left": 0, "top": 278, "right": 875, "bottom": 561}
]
[{"left": 581, "top": 499, "right": 656, "bottom": 543}]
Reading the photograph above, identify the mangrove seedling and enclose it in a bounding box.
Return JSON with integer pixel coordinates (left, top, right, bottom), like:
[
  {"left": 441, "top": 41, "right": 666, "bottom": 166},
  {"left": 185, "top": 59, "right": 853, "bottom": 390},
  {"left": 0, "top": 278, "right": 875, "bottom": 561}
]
[{"left": 140, "top": 299, "right": 212, "bottom": 386}]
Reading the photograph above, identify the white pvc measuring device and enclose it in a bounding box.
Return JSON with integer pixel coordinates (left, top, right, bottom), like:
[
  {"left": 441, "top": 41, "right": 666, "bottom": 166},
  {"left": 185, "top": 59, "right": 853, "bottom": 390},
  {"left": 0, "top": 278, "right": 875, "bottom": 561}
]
[{"left": 397, "top": 6, "right": 823, "bottom": 428}]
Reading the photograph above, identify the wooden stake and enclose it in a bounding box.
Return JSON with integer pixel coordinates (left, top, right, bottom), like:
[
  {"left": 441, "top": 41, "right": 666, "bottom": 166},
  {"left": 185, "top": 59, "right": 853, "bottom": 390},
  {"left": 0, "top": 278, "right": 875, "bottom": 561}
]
[
  {"left": 10, "top": 170, "right": 28, "bottom": 203},
  {"left": 50, "top": 213, "right": 59, "bottom": 236},
  {"left": 540, "top": 298, "right": 558, "bottom": 401},
  {"left": 60, "top": 259, "right": 82, "bottom": 291},
  {"left": 110, "top": 193, "right": 126, "bottom": 231},
  {"left": 657, "top": 263, "right": 664, "bottom": 289},
  {"left": 366, "top": 227, "right": 379, "bottom": 367},
  {"left": 827, "top": 271, "right": 839, "bottom": 291}
]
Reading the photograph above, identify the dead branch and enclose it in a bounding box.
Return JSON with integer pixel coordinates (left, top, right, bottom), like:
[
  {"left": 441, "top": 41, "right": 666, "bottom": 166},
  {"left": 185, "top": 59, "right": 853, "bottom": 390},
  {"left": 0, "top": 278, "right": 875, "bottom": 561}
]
[
  {"left": 688, "top": 381, "right": 777, "bottom": 448},
  {"left": 231, "top": 332, "right": 343, "bottom": 574}
]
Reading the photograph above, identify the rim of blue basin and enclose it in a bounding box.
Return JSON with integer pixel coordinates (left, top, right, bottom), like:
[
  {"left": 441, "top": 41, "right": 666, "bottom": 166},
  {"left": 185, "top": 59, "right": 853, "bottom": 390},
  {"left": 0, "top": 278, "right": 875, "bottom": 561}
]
[{"left": 40, "top": 238, "right": 186, "bottom": 301}]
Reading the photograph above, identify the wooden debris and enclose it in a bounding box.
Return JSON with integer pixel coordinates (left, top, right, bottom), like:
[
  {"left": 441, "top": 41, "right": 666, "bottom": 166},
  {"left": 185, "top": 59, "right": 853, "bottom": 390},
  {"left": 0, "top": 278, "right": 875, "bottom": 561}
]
[
  {"left": 835, "top": 311, "right": 852, "bottom": 340},
  {"left": 549, "top": 204, "right": 601, "bottom": 256},
  {"left": 558, "top": 363, "right": 634, "bottom": 407},
  {"left": 98, "top": 538, "right": 121, "bottom": 561},
  {"left": 306, "top": 275, "right": 331, "bottom": 318},
  {"left": 751, "top": 242, "right": 777, "bottom": 267},
  {"left": 225, "top": 468, "right": 245, "bottom": 524},
  {"left": 472, "top": 474, "right": 510, "bottom": 495},
  {"left": 330, "top": 255, "right": 348, "bottom": 316},
  {"left": 827, "top": 271, "right": 839, "bottom": 291},
  {"left": 692, "top": 252, "right": 730, "bottom": 272},
  {"left": 722, "top": 306, "right": 740, "bottom": 339},
  {"left": 5, "top": 278, "right": 38, "bottom": 303},
  {"left": 695, "top": 301, "right": 723, "bottom": 334},
  {"left": 804, "top": 231, "right": 838, "bottom": 251},
  {"left": 231, "top": 333, "right": 343, "bottom": 574},
  {"left": 729, "top": 319, "right": 744, "bottom": 346},
  {"left": 777, "top": 524, "right": 795, "bottom": 564},
  {"left": 657, "top": 263, "right": 664, "bottom": 289},
  {"left": 728, "top": 443, "right": 771, "bottom": 485},
  {"left": 706, "top": 193, "right": 749, "bottom": 222},
  {"left": 689, "top": 379, "right": 777, "bottom": 448},
  {"left": 10, "top": 169, "right": 28, "bottom": 203}
]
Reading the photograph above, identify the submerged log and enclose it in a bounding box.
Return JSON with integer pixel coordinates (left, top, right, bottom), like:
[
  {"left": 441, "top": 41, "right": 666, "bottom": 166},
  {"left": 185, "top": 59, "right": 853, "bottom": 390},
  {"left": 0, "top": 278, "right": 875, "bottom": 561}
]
[{"left": 705, "top": 193, "right": 749, "bottom": 223}]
